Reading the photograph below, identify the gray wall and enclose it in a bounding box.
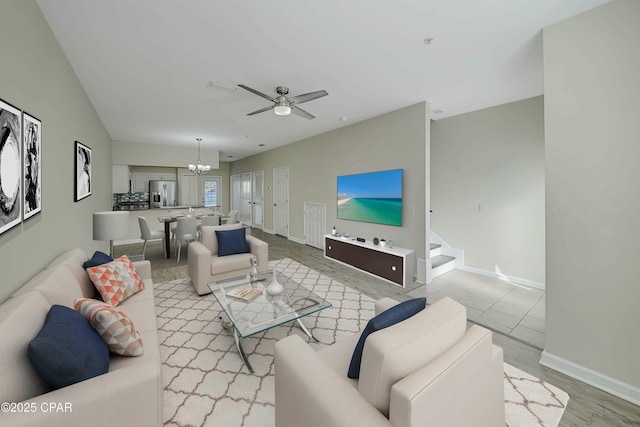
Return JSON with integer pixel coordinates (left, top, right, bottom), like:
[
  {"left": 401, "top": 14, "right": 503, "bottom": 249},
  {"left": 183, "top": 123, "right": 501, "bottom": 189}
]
[
  {"left": 230, "top": 102, "right": 429, "bottom": 260},
  {"left": 0, "top": 1, "right": 113, "bottom": 302},
  {"left": 544, "top": 0, "right": 640, "bottom": 395},
  {"left": 113, "top": 140, "right": 220, "bottom": 168},
  {"left": 431, "top": 97, "right": 545, "bottom": 284}
]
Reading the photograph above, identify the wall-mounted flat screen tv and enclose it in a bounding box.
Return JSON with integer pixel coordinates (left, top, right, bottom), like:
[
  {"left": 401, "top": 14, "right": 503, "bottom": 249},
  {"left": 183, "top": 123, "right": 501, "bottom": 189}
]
[{"left": 337, "top": 168, "right": 403, "bottom": 227}]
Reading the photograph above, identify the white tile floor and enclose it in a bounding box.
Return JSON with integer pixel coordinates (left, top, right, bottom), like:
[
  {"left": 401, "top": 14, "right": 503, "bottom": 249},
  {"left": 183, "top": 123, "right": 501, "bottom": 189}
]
[{"left": 412, "top": 269, "right": 546, "bottom": 349}]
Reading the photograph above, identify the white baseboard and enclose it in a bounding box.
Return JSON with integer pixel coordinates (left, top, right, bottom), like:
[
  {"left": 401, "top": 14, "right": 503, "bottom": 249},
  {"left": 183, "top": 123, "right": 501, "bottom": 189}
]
[
  {"left": 288, "top": 235, "right": 305, "bottom": 245},
  {"left": 429, "top": 230, "right": 543, "bottom": 289},
  {"left": 540, "top": 351, "right": 640, "bottom": 406},
  {"left": 459, "top": 265, "right": 545, "bottom": 290},
  {"left": 263, "top": 228, "right": 275, "bottom": 234}
]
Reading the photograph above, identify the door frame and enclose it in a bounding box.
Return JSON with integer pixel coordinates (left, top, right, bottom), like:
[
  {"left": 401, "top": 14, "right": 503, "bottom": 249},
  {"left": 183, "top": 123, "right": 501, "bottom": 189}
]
[
  {"left": 252, "top": 170, "right": 264, "bottom": 230},
  {"left": 273, "top": 166, "right": 289, "bottom": 237},
  {"left": 230, "top": 174, "right": 241, "bottom": 213},
  {"left": 241, "top": 172, "right": 253, "bottom": 226}
]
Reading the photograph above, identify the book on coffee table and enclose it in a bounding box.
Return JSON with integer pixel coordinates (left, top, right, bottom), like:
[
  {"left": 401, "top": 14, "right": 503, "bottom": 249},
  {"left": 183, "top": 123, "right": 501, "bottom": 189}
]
[{"left": 226, "top": 286, "right": 263, "bottom": 302}]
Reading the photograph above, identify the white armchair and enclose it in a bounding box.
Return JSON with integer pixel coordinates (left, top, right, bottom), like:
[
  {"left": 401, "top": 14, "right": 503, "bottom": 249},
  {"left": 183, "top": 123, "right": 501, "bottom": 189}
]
[
  {"left": 274, "top": 297, "right": 505, "bottom": 427},
  {"left": 187, "top": 223, "right": 268, "bottom": 295}
]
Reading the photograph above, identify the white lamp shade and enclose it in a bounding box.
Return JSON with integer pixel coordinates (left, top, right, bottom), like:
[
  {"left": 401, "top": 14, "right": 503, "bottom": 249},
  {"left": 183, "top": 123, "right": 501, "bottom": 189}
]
[
  {"left": 188, "top": 163, "right": 211, "bottom": 173},
  {"left": 93, "top": 211, "right": 129, "bottom": 240},
  {"left": 274, "top": 104, "right": 292, "bottom": 116}
]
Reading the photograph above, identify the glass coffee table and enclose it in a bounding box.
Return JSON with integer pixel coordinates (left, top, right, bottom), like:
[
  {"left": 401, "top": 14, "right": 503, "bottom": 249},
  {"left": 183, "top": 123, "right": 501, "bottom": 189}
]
[{"left": 209, "top": 269, "right": 332, "bottom": 373}]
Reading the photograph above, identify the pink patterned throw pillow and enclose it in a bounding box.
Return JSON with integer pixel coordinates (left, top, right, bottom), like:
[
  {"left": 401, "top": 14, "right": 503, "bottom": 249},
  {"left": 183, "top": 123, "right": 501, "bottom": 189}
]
[
  {"left": 75, "top": 298, "right": 144, "bottom": 357},
  {"left": 86, "top": 256, "right": 144, "bottom": 306}
]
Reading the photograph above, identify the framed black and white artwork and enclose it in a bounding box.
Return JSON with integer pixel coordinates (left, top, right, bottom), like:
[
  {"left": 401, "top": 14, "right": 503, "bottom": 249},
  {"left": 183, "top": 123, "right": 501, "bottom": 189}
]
[
  {"left": 0, "top": 98, "right": 23, "bottom": 235},
  {"left": 74, "top": 140, "right": 92, "bottom": 202},
  {"left": 23, "top": 112, "right": 41, "bottom": 220}
]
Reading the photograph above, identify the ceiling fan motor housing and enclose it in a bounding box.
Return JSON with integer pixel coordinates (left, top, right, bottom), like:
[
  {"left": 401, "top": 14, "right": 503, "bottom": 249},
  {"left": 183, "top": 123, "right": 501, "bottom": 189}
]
[{"left": 276, "top": 86, "right": 290, "bottom": 96}]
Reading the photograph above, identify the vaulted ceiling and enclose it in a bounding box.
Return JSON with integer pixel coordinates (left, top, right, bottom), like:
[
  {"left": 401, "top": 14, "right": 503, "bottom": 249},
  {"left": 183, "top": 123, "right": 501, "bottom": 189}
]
[{"left": 37, "top": 0, "right": 609, "bottom": 160}]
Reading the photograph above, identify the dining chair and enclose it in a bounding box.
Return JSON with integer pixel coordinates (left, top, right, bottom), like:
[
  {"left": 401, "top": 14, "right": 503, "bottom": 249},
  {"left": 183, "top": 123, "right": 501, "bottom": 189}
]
[
  {"left": 174, "top": 217, "right": 197, "bottom": 263},
  {"left": 138, "top": 217, "right": 166, "bottom": 259},
  {"left": 197, "top": 215, "right": 221, "bottom": 239},
  {"left": 227, "top": 210, "right": 239, "bottom": 224},
  {"left": 169, "top": 210, "right": 186, "bottom": 247},
  {"left": 201, "top": 215, "right": 221, "bottom": 227}
]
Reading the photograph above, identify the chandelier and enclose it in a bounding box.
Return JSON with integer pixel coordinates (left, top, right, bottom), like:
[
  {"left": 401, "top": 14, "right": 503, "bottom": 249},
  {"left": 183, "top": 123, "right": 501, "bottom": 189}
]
[{"left": 188, "top": 138, "right": 211, "bottom": 175}]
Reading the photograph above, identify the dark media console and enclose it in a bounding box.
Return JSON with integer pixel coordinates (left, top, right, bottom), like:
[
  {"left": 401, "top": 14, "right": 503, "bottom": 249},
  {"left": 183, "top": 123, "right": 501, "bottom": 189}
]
[{"left": 324, "top": 235, "right": 415, "bottom": 287}]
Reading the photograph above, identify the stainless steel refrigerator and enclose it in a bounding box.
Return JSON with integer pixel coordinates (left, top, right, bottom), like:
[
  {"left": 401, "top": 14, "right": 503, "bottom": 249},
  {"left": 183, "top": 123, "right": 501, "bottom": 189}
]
[{"left": 149, "top": 180, "right": 178, "bottom": 208}]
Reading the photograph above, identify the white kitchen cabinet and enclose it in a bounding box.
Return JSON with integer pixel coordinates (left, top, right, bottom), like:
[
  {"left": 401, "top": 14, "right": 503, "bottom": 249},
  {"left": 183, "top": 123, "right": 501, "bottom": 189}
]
[
  {"left": 131, "top": 172, "right": 149, "bottom": 192},
  {"left": 148, "top": 172, "right": 177, "bottom": 181},
  {"left": 112, "top": 165, "right": 130, "bottom": 193}
]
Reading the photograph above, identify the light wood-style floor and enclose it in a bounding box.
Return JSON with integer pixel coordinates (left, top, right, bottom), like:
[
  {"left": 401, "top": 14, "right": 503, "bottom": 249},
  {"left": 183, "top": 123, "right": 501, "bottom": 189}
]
[{"left": 114, "top": 229, "right": 640, "bottom": 426}]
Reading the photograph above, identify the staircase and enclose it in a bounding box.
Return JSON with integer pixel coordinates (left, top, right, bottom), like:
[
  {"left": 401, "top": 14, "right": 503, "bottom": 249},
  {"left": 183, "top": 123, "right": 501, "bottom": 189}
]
[{"left": 430, "top": 243, "right": 456, "bottom": 279}]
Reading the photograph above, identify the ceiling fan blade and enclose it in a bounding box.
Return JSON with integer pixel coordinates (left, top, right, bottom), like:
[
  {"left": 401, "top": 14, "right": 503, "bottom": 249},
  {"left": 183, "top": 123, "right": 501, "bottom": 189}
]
[
  {"left": 291, "top": 105, "right": 315, "bottom": 120},
  {"left": 247, "top": 105, "right": 274, "bottom": 116},
  {"left": 238, "top": 84, "right": 275, "bottom": 101},
  {"left": 290, "top": 90, "right": 328, "bottom": 105}
]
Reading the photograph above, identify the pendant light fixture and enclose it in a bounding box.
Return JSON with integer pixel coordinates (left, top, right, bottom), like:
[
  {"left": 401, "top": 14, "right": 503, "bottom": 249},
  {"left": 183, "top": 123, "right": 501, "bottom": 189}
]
[{"left": 188, "top": 138, "right": 211, "bottom": 175}]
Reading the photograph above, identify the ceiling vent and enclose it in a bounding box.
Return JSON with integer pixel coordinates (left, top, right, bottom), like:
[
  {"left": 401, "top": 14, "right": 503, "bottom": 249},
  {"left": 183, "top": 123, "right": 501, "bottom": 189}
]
[{"left": 206, "top": 81, "right": 237, "bottom": 92}]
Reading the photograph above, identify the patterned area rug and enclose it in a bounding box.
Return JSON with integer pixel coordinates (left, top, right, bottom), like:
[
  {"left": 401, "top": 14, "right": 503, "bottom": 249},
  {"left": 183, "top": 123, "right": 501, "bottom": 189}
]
[{"left": 155, "top": 259, "right": 568, "bottom": 427}]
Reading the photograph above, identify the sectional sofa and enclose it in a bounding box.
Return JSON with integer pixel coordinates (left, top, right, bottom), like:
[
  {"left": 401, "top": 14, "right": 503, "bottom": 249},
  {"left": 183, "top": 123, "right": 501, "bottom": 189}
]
[{"left": 0, "top": 249, "right": 162, "bottom": 427}]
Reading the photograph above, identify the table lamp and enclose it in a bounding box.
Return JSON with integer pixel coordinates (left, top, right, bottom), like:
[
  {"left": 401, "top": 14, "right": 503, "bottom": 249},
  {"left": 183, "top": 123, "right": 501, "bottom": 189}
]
[{"left": 93, "top": 211, "right": 129, "bottom": 256}]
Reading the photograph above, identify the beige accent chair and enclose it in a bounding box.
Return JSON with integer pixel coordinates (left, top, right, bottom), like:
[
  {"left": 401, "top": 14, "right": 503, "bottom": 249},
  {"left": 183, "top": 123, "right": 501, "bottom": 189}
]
[
  {"left": 188, "top": 223, "right": 268, "bottom": 295},
  {"left": 275, "top": 297, "right": 505, "bottom": 427}
]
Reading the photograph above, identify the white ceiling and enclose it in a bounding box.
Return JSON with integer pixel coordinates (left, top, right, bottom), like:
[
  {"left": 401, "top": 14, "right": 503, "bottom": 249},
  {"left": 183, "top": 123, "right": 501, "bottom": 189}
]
[{"left": 36, "top": 0, "right": 609, "bottom": 161}]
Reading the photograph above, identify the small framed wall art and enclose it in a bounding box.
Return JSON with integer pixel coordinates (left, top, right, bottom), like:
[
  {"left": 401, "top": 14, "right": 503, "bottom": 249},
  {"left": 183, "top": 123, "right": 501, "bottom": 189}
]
[
  {"left": 23, "top": 112, "right": 42, "bottom": 219},
  {"left": 75, "top": 140, "right": 92, "bottom": 202},
  {"left": 0, "top": 98, "right": 23, "bottom": 235}
]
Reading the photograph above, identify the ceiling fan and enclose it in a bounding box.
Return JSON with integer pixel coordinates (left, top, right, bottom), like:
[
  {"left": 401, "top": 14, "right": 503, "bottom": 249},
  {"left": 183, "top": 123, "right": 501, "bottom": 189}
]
[{"left": 238, "top": 84, "right": 328, "bottom": 120}]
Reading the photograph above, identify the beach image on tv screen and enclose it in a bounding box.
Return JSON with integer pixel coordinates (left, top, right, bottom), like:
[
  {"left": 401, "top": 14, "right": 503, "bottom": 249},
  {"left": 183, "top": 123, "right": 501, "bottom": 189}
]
[{"left": 337, "top": 169, "right": 402, "bottom": 227}]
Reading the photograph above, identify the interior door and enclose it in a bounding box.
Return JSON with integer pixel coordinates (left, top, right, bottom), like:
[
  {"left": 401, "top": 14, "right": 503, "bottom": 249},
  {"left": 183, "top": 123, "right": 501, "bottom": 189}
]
[
  {"left": 241, "top": 172, "right": 252, "bottom": 225},
  {"left": 273, "top": 166, "right": 289, "bottom": 237},
  {"left": 304, "top": 202, "right": 326, "bottom": 249},
  {"left": 252, "top": 170, "right": 264, "bottom": 230},
  {"left": 230, "top": 174, "right": 241, "bottom": 213},
  {"left": 181, "top": 174, "right": 198, "bottom": 206}
]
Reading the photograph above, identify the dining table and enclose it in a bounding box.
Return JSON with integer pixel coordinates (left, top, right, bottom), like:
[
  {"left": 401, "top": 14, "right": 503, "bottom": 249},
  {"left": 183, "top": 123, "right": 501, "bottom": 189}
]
[{"left": 157, "top": 212, "right": 229, "bottom": 259}]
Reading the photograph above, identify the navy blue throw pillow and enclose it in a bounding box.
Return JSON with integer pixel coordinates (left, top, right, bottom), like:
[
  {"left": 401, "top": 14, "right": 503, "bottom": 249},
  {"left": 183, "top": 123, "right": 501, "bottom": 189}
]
[
  {"left": 83, "top": 251, "right": 113, "bottom": 269},
  {"left": 28, "top": 305, "right": 109, "bottom": 389},
  {"left": 216, "top": 228, "right": 250, "bottom": 257},
  {"left": 347, "top": 297, "right": 426, "bottom": 379}
]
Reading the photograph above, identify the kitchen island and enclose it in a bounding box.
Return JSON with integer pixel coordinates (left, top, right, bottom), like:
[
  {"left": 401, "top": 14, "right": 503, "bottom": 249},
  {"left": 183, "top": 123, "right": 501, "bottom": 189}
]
[
  {"left": 113, "top": 207, "right": 224, "bottom": 259},
  {"left": 113, "top": 207, "right": 214, "bottom": 242}
]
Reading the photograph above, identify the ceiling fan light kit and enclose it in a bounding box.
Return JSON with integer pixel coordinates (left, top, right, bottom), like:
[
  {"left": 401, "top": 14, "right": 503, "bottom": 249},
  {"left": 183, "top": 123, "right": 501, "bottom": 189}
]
[
  {"left": 274, "top": 104, "right": 292, "bottom": 116},
  {"left": 238, "top": 84, "right": 328, "bottom": 120}
]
